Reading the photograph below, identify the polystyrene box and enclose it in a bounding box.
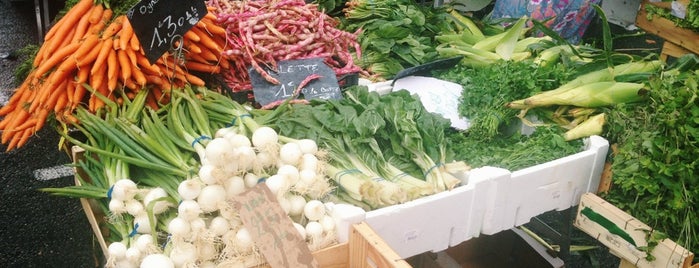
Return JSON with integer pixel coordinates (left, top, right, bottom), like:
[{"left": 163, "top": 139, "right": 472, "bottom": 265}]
[
  {"left": 335, "top": 135, "right": 609, "bottom": 259},
  {"left": 495, "top": 135, "right": 609, "bottom": 229}
]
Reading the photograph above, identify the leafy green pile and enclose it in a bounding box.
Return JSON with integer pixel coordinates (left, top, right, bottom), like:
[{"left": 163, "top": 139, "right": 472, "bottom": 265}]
[
  {"left": 432, "top": 59, "right": 572, "bottom": 140},
  {"left": 446, "top": 125, "right": 583, "bottom": 171},
  {"left": 602, "top": 55, "right": 699, "bottom": 258},
  {"left": 645, "top": 1, "right": 699, "bottom": 32},
  {"left": 340, "top": 0, "right": 457, "bottom": 79}
]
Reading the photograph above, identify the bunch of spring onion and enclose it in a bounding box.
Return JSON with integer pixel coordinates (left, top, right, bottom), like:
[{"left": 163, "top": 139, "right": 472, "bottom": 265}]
[{"left": 43, "top": 86, "right": 347, "bottom": 267}]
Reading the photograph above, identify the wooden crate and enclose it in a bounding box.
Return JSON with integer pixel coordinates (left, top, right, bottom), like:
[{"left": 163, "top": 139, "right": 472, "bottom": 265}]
[
  {"left": 72, "top": 146, "right": 410, "bottom": 267},
  {"left": 635, "top": 0, "right": 699, "bottom": 61},
  {"left": 574, "top": 193, "right": 698, "bottom": 268}
]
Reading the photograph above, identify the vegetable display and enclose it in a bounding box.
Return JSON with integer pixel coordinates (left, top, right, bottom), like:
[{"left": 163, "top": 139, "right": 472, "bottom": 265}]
[
  {"left": 2, "top": 0, "right": 698, "bottom": 266},
  {"left": 207, "top": 0, "right": 364, "bottom": 93},
  {"left": 0, "top": 0, "right": 229, "bottom": 151}
]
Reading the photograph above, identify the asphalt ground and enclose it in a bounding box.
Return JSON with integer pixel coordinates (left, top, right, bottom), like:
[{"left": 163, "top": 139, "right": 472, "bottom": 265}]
[{"left": 0, "top": 0, "right": 99, "bottom": 267}]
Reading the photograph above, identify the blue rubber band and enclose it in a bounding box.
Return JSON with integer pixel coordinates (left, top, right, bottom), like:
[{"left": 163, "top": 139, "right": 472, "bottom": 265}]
[
  {"left": 240, "top": 114, "right": 252, "bottom": 119},
  {"left": 423, "top": 162, "right": 444, "bottom": 179},
  {"left": 391, "top": 173, "right": 408, "bottom": 182},
  {"left": 372, "top": 177, "right": 385, "bottom": 182},
  {"left": 334, "top": 169, "right": 360, "bottom": 194},
  {"left": 191, "top": 135, "right": 212, "bottom": 147},
  {"left": 257, "top": 177, "right": 267, "bottom": 184},
  {"left": 128, "top": 223, "right": 139, "bottom": 237},
  {"left": 225, "top": 116, "right": 238, "bottom": 128},
  {"left": 107, "top": 185, "right": 114, "bottom": 200}
]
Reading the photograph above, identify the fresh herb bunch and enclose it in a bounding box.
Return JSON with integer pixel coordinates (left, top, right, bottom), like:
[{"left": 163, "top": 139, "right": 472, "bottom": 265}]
[
  {"left": 433, "top": 59, "right": 571, "bottom": 140},
  {"left": 602, "top": 55, "right": 699, "bottom": 259},
  {"left": 445, "top": 124, "right": 582, "bottom": 171}
]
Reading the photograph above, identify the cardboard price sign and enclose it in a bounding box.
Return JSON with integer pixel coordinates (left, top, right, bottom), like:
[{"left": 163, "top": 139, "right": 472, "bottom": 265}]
[
  {"left": 126, "top": 0, "right": 207, "bottom": 64},
  {"left": 231, "top": 185, "right": 319, "bottom": 268},
  {"left": 249, "top": 58, "right": 342, "bottom": 106}
]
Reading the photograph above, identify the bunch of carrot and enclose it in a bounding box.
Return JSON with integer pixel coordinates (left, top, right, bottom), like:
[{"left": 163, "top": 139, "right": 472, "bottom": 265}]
[
  {"left": 0, "top": 0, "right": 230, "bottom": 151},
  {"left": 208, "top": 0, "right": 365, "bottom": 92}
]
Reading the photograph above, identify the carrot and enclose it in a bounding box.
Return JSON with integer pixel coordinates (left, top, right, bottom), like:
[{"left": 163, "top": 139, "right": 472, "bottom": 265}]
[
  {"left": 107, "top": 49, "right": 119, "bottom": 81},
  {"left": 70, "top": 5, "right": 94, "bottom": 44},
  {"left": 125, "top": 45, "right": 139, "bottom": 67},
  {"left": 184, "top": 61, "right": 220, "bottom": 73},
  {"left": 184, "top": 72, "right": 206, "bottom": 86},
  {"left": 131, "top": 63, "right": 148, "bottom": 87},
  {"left": 184, "top": 29, "right": 201, "bottom": 42},
  {"left": 72, "top": 83, "right": 88, "bottom": 109},
  {"left": 72, "top": 34, "right": 100, "bottom": 62},
  {"left": 190, "top": 26, "right": 223, "bottom": 53},
  {"left": 117, "top": 49, "right": 132, "bottom": 82},
  {"left": 136, "top": 53, "right": 162, "bottom": 74},
  {"left": 196, "top": 45, "right": 221, "bottom": 62},
  {"left": 34, "top": 42, "right": 81, "bottom": 78},
  {"left": 90, "top": 60, "right": 108, "bottom": 93},
  {"left": 43, "top": 0, "right": 94, "bottom": 56},
  {"left": 88, "top": 3, "right": 104, "bottom": 24},
  {"left": 101, "top": 15, "right": 124, "bottom": 40},
  {"left": 197, "top": 20, "right": 227, "bottom": 36},
  {"left": 1, "top": 109, "right": 30, "bottom": 143},
  {"left": 186, "top": 42, "right": 203, "bottom": 54},
  {"left": 12, "top": 118, "right": 38, "bottom": 132},
  {"left": 130, "top": 31, "right": 141, "bottom": 51},
  {"left": 89, "top": 8, "right": 113, "bottom": 35},
  {"left": 14, "top": 128, "right": 35, "bottom": 150},
  {"left": 119, "top": 18, "right": 134, "bottom": 50},
  {"left": 91, "top": 37, "right": 114, "bottom": 75}
]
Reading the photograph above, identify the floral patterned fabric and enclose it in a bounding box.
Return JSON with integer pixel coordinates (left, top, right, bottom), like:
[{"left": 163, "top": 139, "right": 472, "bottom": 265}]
[{"left": 490, "top": 0, "right": 602, "bottom": 44}]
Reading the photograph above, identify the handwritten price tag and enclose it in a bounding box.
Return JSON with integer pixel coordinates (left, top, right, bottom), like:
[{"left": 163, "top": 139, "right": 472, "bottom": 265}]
[
  {"left": 249, "top": 57, "right": 342, "bottom": 106},
  {"left": 126, "top": 0, "right": 207, "bottom": 64},
  {"left": 231, "top": 185, "right": 319, "bottom": 268}
]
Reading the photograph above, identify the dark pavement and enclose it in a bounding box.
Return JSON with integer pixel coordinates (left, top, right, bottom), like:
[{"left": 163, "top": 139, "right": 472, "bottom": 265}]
[{"left": 1, "top": 0, "right": 99, "bottom": 267}]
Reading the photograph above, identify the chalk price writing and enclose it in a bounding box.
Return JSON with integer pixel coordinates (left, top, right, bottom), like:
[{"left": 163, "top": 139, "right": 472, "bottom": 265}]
[
  {"left": 278, "top": 63, "right": 320, "bottom": 74},
  {"left": 302, "top": 86, "right": 340, "bottom": 98},
  {"left": 127, "top": 0, "right": 206, "bottom": 63},
  {"left": 149, "top": 7, "right": 201, "bottom": 50}
]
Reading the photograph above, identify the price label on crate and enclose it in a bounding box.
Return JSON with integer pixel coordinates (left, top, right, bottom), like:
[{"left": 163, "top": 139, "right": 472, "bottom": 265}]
[
  {"left": 126, "top": 0, "right": 207, "bottom": 64},
  {"left": 249, "top": 57, "right": 342, "bottom": 106},
  {"left": 231, "top": 185, "right": 319, "bottom": 268}
]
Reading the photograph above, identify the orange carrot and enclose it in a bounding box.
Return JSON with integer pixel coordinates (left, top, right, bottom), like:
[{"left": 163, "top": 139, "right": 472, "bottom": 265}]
[
  {"left": 91, "top": 37, "right": 114, "bottom": 75},
  {"left": 184, "top": 72, "right": 206, "bottom": 86},
  {"left": 90, "top": 60, "right": 108, "bottom": 93},
  {"left": 88, "top": 3, "right": 104, "bottom": 24},
  {"left": 184, "top": 61, "right": 220, "bottom": 73},
  {"left": 136, "top": 53, "right": 162, "bottom": 74},
  {"left": 70, "top": 5, "right": 94, "bottom": 44},
  {"left": 119, "top": 18, "right": 134, "bottom": 50},
  {"left": 197, "top": 20, "right": 227, "bottom": 36},
  {"left": 131, "top": 64, "right": 148, "bottom": 87},
  {"left": 34, "top": 42, "right": 81, "bottom": 77},
  {"left": 101, "top": 15, "right": 124, "bottom": 40},
  {"left": 125, "top": 45, "right": 139, "bottom": 67},
  {"left": 184, "top": 30, "right": 201, "bottom": 42},
  {"left": 89, "top": 7, "right": 113, "bottom": 35},
  {"left": 15, "top": 128, "right": 35, "bottom": 150},
  {"left": 43, "top": 0, "right": 94, "bottom": 56},
  {"left": 107, "top": 49, "right": 119, "bottom": 80},
  {"left": 130, "top": 31, "right": 141, "bottom": 51},
  {"left": 117, "top": 49, "right": 132, "bottom": 82},
  {"left": 72, "top": 34, "right": 100, "bottom": 62}
]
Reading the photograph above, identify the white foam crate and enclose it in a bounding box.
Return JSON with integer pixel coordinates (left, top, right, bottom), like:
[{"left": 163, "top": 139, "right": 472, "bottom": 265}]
[{"left": 333, "top": 135, "right": 609, "bottom": 259}]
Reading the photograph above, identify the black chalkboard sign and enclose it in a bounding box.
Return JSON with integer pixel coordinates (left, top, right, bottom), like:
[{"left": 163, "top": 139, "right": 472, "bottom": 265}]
[
  {"left": 126, "top": 0, "right": 207, "bottom": 64},
  {"left": 249, "top": 58, "right": 343, "bottom": 106}
]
